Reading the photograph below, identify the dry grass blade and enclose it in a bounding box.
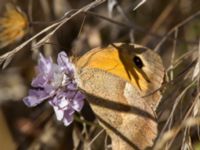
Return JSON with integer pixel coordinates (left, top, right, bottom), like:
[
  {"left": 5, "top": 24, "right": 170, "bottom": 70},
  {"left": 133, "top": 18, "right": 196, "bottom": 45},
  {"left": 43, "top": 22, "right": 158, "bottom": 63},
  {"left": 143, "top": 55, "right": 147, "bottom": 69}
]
[
  {"left": 85, "top": 11, "right": 198, "bottom": 47},
  {"left": 33, "top": 0, "right": 106, "bottom": 50},
  {"left": 193, "top": 39, "right": 200, "bottom": 139},
  {"left": 0, "top": 0, "right": 106, "bottom": 69},
  {"left": 133, "top": 0, "right": 146, "bottom": 11},
  {"left": 107, "top": 0, "right": 118, "bottom": 17},
  {"left": 155, "top": 10, "right": 200, "bottom": 52},
  {"left": 0, "top": 21, "right": 59, "bottom": 69},
  {"left": 192, "top": 39, "right": 200, "bottom": 81},
  {"left": 154, "top": 117, "right": 200, "bottom": 150},
  {"left": 141, "top": 0, "right": 177, "bottom": 45},
  {"left": 158, "top": 79, "right": 197, "bottom": 140},
  {"left": 166, "top": 47, "right": 197, "bottom": 73},
  {"left": 169, "top": 28, "right": 178, "bottom": 81},
  {"left": 88, "top": 129, "right": 104, "bottom": 147}
]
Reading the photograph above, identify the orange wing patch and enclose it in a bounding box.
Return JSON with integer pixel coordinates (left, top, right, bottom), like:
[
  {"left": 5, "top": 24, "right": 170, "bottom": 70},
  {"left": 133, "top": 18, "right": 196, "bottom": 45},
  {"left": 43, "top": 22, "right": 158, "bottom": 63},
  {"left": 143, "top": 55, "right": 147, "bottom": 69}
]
[{"left": 77, "top": 45, "right": 149, "bottom": 91}]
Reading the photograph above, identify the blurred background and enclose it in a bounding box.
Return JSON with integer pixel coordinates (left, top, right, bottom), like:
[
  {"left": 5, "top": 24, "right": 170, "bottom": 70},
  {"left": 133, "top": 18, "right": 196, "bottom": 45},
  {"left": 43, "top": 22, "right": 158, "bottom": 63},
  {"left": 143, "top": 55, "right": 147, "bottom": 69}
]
[{"left": 0, "top": 0, "right": 200, "bottom": 149}]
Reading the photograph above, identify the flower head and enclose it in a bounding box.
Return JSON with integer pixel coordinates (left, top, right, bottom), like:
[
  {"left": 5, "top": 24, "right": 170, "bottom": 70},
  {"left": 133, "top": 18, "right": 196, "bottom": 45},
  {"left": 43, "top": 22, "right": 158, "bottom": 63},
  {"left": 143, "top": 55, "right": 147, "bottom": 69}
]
[
  {"left": 0, "top": 3, "right": 28, "bottom": 48},
  {"left": 23, "top": 51, "right": 85, "bottom": 126}
]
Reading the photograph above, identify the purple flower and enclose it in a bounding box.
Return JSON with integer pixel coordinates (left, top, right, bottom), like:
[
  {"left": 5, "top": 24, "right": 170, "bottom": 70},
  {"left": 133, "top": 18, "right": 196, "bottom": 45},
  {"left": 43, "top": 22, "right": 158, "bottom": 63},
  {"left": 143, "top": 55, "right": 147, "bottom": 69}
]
[{"left": 23, "top": 51, "right": 85, "bottom": 126}]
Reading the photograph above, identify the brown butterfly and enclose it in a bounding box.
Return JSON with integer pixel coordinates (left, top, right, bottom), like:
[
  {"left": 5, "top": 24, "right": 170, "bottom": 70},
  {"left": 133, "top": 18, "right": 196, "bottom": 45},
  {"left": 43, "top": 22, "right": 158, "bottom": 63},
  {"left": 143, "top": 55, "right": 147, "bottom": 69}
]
[{"left": 75, "top": 43, "right": 164, "bottom": 150}]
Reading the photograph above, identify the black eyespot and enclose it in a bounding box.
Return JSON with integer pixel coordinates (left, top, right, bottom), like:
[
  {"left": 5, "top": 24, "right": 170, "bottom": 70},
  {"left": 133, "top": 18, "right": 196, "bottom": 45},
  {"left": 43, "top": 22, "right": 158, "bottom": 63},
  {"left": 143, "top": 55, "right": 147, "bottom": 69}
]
[{"left": 133, "top": 56, "right": 143, "bottom": 68}]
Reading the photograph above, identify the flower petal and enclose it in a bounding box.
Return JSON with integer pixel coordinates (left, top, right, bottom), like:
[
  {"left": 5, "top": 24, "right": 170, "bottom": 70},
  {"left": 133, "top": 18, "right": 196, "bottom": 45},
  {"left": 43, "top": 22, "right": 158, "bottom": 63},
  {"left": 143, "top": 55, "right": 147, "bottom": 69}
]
[
  {"left": 63, "top": 91, "right": 76, "bottom": 99},
  {"left": 67, "top": 82, "right": 77, "bottom": 90},
  {"left": 23, "top": 96, "right": 39, "bottom": 107},
  {"left": 53, "top": 106, "right": 64, "bottom": 121},
  {"left": 23, "top": 89, "right": 48, "bottom": 107},
  {"left": 58, "top": 97, "right": 70, "bottom": 109},
  {"left": 57, "top": 51, "right": 68, "bottom": 67},
  {"left": 38, "top": 53, "right": 52, "bottom": 74},
  {"left": 31, "top": 74, "right": 47, "bottom": 87},
  {"left": 71, "top": 92, "right": 85, "bottom": 112},
  {"left": 57, "top": 51, "right": 75, "bottom": 75},
  {"left": 63, "top": 109, "right": 74, "bottom": 126}
]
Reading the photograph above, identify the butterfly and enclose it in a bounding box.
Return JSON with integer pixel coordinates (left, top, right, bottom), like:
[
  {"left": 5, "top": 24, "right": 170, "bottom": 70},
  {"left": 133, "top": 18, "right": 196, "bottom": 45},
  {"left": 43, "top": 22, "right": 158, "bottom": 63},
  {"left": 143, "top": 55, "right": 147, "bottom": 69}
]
[{"left": 75, "top": 43, "right": 164, "bottom": 149}]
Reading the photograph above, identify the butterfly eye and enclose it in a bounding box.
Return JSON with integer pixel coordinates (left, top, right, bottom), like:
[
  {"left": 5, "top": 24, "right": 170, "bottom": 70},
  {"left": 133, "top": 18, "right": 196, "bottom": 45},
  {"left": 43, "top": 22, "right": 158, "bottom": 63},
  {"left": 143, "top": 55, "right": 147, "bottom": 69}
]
[{"left": 133, "top": 56, "right": 143, "bottom": 68}]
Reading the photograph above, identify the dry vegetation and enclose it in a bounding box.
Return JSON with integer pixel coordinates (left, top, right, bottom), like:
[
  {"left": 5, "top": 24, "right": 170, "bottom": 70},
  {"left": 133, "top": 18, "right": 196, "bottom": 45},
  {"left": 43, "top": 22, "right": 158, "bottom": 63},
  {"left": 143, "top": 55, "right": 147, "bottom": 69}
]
[{"left": 0, "top": 0, "right": 200, "bottom": 149}]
